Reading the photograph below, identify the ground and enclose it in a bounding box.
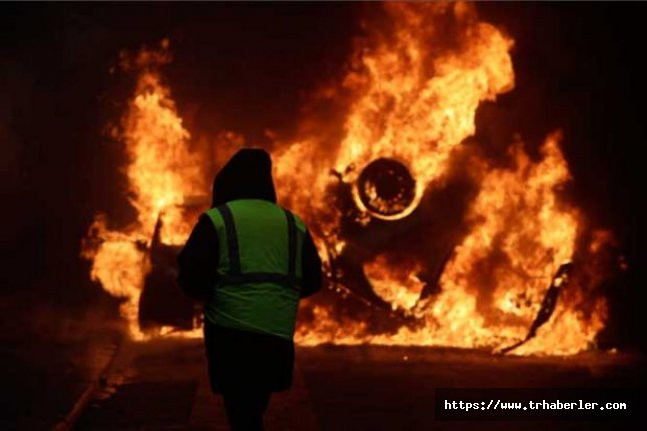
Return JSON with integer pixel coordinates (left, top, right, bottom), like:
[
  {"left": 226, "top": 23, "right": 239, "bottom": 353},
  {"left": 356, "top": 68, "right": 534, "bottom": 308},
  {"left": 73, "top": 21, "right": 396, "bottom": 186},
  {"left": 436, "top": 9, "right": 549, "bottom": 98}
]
[{"left": 62, "top": 338, "right": 644, "bottom": 430}]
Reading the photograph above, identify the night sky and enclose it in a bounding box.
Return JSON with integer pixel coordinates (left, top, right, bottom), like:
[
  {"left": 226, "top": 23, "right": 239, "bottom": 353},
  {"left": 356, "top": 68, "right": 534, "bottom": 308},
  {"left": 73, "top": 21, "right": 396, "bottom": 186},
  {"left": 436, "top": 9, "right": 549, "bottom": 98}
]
[{"left": 1, "top": 2, "right": 645, "bottom": 349}]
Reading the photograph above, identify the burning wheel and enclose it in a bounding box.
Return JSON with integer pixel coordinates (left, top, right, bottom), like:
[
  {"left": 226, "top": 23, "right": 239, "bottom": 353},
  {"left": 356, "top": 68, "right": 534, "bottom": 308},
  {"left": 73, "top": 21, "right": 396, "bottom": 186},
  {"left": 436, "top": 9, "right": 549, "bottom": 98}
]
[{"left": 354, "top": 158, "right": 417, "bottom": 220}]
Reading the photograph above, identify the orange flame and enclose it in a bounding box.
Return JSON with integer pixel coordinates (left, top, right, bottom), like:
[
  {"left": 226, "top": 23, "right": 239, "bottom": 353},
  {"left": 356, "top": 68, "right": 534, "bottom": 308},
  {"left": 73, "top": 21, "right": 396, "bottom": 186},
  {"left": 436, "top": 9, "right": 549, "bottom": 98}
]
[
  {"left": 84, "top": 4, "right": 613, "bottom": 355},
  {"left": 281, "top": 3, "right": 607, "bottom": 355},
  {"left": 293, "top": 133, "right": 606, "bottom": 355},
  {"left": 83, "top": 41, "right": 206, "bottom": 339},
  {"left": 276, "top": 2, "right": 514, "bottom": 223}
]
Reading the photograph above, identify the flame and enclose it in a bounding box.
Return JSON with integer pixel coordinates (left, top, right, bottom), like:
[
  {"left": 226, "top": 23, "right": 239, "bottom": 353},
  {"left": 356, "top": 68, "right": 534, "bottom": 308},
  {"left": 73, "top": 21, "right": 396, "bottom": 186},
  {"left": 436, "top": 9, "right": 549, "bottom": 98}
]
[
  {"left": 282, "top": 3, "right": 607, "bottom": 355},
  {"left": 84, "top": 4, "right": 614, "bottom": 355},
  {"left": 363, "top": 254, "right": 425, "bottom": 311},
  {"left": 276, "top": 2, "right": 514, "bottom": 224},
  {"left": 82, "top": 41, "right": 206, "bottom": 339},
  {"left": 81, "top": 216, "right": 149, "bottom": 337},
  {"left": 124, "top": 50, "right": 205, "bottom": 245},
  {"left": 294, "top": 133, "right": 606, "bottom": 354}
]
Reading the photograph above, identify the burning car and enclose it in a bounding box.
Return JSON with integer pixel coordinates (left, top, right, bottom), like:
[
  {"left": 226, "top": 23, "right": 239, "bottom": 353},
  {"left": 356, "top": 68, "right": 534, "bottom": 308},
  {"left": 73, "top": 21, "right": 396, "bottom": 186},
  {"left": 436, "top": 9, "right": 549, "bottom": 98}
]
[{"left": 84, "top": 2, "right": 614, "bottom": 355}]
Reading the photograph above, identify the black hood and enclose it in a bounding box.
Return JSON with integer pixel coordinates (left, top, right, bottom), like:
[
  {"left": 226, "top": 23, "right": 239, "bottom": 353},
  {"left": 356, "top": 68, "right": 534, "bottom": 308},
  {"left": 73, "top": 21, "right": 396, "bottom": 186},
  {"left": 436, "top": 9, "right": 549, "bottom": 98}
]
[{"left": 211, "top": 148, "right": 277, "bottom": 207}]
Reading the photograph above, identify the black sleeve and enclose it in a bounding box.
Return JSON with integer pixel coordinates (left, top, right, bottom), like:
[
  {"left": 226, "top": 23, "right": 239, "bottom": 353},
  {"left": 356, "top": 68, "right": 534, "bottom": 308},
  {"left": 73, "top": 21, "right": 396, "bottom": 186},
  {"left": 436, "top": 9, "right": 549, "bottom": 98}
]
[
  {"left": 300, "top": 230, "right": 323, "bottom": 298},
  {"left": 177, "top": 214, "right": 220, "bottom": 301}
]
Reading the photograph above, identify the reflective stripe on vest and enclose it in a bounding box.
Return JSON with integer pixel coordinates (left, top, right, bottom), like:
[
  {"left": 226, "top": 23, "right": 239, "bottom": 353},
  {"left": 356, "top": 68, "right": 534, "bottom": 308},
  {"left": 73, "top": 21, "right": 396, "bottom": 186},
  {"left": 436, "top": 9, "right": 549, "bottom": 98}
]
[{"left": 212, "top": 202, "right": 301, "bottom": 290}]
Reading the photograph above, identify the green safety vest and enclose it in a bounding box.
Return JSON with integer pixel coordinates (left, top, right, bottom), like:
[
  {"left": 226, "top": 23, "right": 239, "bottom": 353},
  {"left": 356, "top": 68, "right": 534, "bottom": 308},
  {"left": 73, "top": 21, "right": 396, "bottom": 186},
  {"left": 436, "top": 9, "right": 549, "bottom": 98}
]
[{"left": 204, "top": 199, "right": 306, "bottom": 340}]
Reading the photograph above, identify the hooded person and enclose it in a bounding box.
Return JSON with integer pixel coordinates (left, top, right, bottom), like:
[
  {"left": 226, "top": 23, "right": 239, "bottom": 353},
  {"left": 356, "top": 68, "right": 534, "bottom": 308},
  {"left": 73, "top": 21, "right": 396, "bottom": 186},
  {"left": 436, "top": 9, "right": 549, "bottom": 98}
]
[{"left": 177, "top": 148, "right": 322, "bottom": 431}]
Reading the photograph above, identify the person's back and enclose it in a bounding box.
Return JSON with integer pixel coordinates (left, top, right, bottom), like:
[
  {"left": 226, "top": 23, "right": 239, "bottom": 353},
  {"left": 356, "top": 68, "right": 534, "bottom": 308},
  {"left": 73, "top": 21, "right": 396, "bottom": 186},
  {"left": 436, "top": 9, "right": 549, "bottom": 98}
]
[
  {"left": 204, "top": 199, "right": 308, "bottom": 340},
  {"left": 177, "top": 148, "right": 322, "bottom": 431}
]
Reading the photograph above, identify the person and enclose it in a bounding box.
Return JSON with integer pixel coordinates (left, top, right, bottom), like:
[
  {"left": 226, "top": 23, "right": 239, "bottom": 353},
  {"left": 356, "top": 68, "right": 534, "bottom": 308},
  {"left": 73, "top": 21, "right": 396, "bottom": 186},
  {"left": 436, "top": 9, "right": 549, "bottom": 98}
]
[{"left": 177, "top": 148, "right": 322, "bottom": 431}]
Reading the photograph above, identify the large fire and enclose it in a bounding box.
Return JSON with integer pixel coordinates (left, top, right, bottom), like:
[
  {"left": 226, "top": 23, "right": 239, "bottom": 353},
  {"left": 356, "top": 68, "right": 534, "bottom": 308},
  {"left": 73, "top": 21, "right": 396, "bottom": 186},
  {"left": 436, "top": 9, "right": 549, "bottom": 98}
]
[{"left": 83, "top": 3, "right": 615, "bottom": 354}]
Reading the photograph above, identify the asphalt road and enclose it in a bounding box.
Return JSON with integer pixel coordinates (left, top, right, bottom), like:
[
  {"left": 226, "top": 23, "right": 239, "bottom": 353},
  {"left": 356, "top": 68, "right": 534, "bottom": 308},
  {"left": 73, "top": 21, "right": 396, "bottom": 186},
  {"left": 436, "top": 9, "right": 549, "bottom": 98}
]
[
  {"left": 72, "top": 339, "right": 645, "bottom": 430},
  {"left": 0, "top": 314, "right": 121, "bottom": 430}
]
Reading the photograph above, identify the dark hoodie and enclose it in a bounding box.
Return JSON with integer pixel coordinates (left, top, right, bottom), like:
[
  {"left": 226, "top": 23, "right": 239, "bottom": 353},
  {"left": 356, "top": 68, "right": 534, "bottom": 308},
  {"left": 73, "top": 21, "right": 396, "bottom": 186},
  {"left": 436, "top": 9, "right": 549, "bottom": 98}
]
[{"left": 211, "top": 148, "right": 277, "bottom": 207}]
